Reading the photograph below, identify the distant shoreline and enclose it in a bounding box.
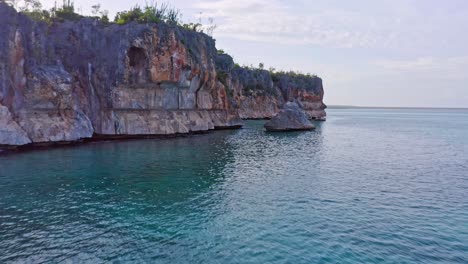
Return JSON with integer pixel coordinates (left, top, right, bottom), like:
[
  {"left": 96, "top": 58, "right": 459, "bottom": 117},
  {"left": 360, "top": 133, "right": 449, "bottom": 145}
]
[{"left": 327, "top": 105, "right": 468, "bottom": 110}]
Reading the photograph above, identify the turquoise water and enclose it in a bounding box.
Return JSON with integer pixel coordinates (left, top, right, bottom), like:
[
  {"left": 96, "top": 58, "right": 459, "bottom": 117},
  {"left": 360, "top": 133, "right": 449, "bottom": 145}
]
[{"left": 1, "top": 108, "right": 468, "bottom": 263}]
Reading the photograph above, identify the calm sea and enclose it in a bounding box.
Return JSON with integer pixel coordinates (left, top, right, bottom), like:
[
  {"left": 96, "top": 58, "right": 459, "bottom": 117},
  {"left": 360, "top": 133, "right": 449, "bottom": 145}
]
[{"left": 1, "top": 108, "right": 467, "bottom": 263}]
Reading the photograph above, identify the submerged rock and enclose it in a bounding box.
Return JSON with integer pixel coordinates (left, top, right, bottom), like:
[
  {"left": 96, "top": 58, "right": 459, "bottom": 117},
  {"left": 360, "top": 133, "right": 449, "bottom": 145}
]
[{"left": 264, "top": 102, "right": 315, "bottom": 132}]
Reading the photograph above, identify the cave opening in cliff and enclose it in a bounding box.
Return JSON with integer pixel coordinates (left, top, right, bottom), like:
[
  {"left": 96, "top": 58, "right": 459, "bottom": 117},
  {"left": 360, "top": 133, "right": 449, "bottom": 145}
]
[{"left": 128, "top": 47, "right": 147, "bottom": 84}]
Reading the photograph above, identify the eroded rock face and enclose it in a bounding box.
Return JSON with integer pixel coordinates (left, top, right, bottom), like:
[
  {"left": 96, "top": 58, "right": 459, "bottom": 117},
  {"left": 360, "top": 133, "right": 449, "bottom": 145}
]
[
  {"left": 0, "top": 3, "right": 325, "bottom": 147},
  {"left": 215, "top": 54, "right": 326, "bottom": 120},
  {"left": 275, "top": 74, "right": 327, "bottom": 120},
  {"left": 0, "top": 3, "right": 242, "bottom": 146},
  {"left": 264, "top": 102, "right": 315, "bottom": 132},
  {"left": 0, "top": 104, "right": 31, "bottom": 145}
]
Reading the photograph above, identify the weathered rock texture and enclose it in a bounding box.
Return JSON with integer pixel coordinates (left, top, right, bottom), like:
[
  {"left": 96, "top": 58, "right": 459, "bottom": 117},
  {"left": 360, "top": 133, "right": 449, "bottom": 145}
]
[
  {"left": 0, "top": 3, "right": 325, "bottom": 147},
  {"left": 215, "top": 54, "right": 327, "bottom": 120},
  {"left": 264, "top": 102, "right": 314, "bottom": 132}
]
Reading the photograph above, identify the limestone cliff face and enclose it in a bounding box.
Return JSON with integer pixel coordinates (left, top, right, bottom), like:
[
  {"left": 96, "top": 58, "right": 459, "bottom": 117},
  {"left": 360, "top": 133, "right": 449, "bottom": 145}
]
[
  {"left": 0, "top": 4, "right": 240, "bottom": 146},
  {"left": 274, "top": 73, "right": 327, "bottom": 120},
  {"left": 215, "top": 54, "right": 326, "bottom": 120},
  {"left": 0, "top": 3, "right": 325, "bottom": 147}
]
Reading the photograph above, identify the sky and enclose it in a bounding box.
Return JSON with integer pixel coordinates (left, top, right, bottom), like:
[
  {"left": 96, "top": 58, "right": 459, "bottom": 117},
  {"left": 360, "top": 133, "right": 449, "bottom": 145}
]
[{"left": 37, "top": 0, "right": 468, "bottom": 107}]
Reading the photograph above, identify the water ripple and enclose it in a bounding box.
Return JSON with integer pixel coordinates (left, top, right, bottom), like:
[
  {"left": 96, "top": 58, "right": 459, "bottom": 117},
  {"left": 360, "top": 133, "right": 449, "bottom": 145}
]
[{"left": 1, "top": 109, "right": 468, "bottom": 263}]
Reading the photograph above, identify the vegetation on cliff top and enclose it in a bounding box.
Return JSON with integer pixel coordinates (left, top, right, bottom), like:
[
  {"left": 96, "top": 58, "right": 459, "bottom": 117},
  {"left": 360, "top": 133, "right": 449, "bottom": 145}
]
[
  {"left": 114, "top": 3, "right": 180, "bottom": 25},
  {"left": 240, "top": 63, "right": 318, "bottom": 82},
  {"left": 1, "top": 0, "right": 216, "bottom": 35},
  {"left": 271, "top": 70, "right": 318, "bottom": 82},
  {"left": 215, "top": 51, "right": 319, "bottom": 96},
  {"left": 2, "top": 0, "right": 320, "bottom": 89},
  {"left": 1, "top": 0, "right": 100, "bottom": 22}
]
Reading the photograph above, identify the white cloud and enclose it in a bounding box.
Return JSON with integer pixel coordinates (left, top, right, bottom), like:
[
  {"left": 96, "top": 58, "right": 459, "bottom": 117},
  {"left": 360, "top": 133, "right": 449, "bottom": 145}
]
[
  {"left": 372, "top": 56, "right": 468, "bottom": 79},
  {"left": 191, "top": 0, "right": 467, "bottom": 50},
  {"left": 193, "top": 0, "right": 383, "bottom": 48},
  {"left": 373, "top": 57, "right": 438, "bottom": 71}
]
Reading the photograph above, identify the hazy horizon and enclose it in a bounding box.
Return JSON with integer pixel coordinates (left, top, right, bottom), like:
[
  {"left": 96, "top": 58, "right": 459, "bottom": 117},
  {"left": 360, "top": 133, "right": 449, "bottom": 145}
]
[
  {"left": 327, "top": 105, "right": 468, "bottom": 109},
  {"left": 36, "top": 0, "right": 468, "bottom": 108}
]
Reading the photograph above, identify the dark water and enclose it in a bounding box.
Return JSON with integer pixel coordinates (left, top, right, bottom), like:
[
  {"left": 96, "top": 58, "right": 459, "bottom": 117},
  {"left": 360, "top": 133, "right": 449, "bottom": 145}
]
[{"left": 1, "top": 108, "right": 468, "bottom": 263}]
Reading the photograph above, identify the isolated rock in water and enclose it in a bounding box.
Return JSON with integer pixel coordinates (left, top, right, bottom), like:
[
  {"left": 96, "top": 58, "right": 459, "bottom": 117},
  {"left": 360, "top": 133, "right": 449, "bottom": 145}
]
[{"left": 264, "top": 102, "right": 315, "bottom": 131}]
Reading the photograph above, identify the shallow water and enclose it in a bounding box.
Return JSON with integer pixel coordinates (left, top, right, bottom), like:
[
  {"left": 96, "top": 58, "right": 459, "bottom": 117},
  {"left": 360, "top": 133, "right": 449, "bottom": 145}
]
[{"left": 1, "top": 108, "right": 468, "bottom": 263}]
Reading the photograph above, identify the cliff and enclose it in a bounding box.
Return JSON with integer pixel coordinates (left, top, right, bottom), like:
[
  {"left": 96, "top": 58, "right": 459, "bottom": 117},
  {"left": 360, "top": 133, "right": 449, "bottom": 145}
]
[
  {"left": 0, "top": 3, "right": 326, "bottom": 148},
  {"left": 215, "top": 54, "right": 326, "bottom": 120}
]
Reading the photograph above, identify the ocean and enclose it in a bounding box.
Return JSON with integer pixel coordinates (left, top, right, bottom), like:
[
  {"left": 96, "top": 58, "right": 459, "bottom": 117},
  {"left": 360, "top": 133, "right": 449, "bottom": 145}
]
[{"left": 1, "top": 108, "right": 467, "bottom": 263}]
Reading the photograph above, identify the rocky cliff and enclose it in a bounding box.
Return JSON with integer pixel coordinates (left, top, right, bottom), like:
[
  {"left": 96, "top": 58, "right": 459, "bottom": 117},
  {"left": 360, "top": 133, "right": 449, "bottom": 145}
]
[
  {"left": 215, "top": 54, "right": 327, "bottom": 120},
  {"left": 0, "top": 3, "right": 326, "bottom": 148}
]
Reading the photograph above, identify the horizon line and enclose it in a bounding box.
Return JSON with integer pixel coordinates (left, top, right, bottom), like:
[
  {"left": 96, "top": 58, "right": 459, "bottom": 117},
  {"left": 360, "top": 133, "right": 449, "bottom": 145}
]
[{"left": 327, "top": 105, "right": 468, "bottom": 110}]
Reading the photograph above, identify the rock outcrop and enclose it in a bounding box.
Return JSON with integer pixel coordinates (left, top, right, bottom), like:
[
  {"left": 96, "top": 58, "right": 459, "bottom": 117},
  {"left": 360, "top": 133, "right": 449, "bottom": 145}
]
[
  {"left": 0, "top": 3, "right": 325, "bottom": 149},
  {"left": 264, "top": 102, "right": 314, "bottom": 132},
  {"left": 215, "top": 54, "right": 327, "bottom": 120}
]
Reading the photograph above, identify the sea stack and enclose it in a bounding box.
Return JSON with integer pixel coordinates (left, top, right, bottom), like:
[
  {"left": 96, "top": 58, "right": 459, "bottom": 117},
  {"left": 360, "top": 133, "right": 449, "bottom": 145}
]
[{"left": 264, "top": 102, "right": 315, "bottom": 132}]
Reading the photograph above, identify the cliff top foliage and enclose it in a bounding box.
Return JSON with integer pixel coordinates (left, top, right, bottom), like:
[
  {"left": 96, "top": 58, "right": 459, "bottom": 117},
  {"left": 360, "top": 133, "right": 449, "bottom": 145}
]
[
  {"left": 271, "top": 70, "right": 318, "bottom": 80},
  {"left": 114, "top": 2, "right": 180, "bottom": 25},
  {"left": 1, "top": 0, "right": 217, "bottom": 35},
  {"left": 1, "top": 0, "right": 100, "bottom": 22},
  {"left": 240, "top": 62, "right": 318, "bottom": 80},
  {"left": 216, "top": 53, "right": 318, "bottom": 80},
  {"left": 1, "top": 1, "right": 319, "bottom": 83}
]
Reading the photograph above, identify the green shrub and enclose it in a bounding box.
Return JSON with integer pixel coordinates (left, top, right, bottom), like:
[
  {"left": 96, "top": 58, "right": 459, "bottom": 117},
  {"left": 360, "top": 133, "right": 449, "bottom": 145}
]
[
  {"left": 114, "top": 2, "right": 181, "bottom": 25},
  {"left": 182, "top": 22, "right": 202, "bottom": 32},
  {"left": 271, "top": 70, "right": 318, "bottom": 81},
  {"left": 165, "top": 7, "right": 180, "bottom": 25},
  {"left": 53, "top": 0, "right": 81, "bottom": 21},
  {"left": 100, "top": 13, "right": 109, "bottom": 23},
  {"left": 115, "top": 6, "right": 142, "bottom": 24},
  {"left": 23, "top": 9, "right": 52, "bottom": 23}
]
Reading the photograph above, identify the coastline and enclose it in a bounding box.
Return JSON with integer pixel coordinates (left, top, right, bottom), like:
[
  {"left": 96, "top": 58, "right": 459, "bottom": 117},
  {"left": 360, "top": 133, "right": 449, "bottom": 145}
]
[
  {"left": 0, "top": 116, "right": 330, "bottom": 155},
  {"left": 0, "top": 115, "right": 327, "bottom": 155},
  {"left": 0, "top": 125, "right": 243, "bottom": 156},
  {"left": 0, "top": 3, "right": 326, "bottom": 148}
]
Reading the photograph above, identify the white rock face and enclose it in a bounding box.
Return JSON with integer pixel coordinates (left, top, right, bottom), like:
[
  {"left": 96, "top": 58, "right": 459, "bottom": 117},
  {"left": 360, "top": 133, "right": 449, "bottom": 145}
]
[{"left": 0, "top": 104, "right": 31, "bottom": 145}]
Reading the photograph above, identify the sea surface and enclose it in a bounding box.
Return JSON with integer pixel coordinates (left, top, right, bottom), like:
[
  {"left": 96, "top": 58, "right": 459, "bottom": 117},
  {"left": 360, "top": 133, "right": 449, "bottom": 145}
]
[{"left": 1, "top": 108, "right": 468, "bottom": 263}]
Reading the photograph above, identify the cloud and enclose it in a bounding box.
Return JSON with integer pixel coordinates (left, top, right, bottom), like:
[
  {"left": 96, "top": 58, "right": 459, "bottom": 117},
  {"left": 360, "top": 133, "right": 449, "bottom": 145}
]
[
  {"left": 193, "top": 0, "right": 382, "bottom": 48},
  {"left": 372, "top": 56, "right": 468, "bottom": 80},
  {"left": 373, "top": 57, "right": 438, "bottom": 72},
  {"left": 191, "top": 0, "right": 468, "bottom": 52},
  {"left": 190, "top": 0, "right": 460, "bottom": 49}
]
